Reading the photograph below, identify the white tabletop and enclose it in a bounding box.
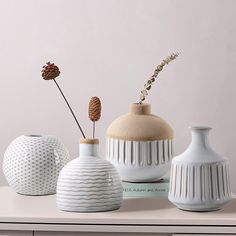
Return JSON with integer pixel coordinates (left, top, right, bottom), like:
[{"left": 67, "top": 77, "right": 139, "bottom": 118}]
[{"left": 0, "top": 186, "right": 235, "bottom": 227}]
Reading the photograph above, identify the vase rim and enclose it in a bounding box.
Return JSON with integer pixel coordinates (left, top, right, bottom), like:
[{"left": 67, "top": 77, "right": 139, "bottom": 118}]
[
  {"left": 80, "top": 138, "right": 99, "bottom": 144},
  {"left": 24, "top": 134, "right": 43, "bottom": 137},
  {"left": 131, "top": 102, "right": 150, "bottom": 105},
  {"left": 129, "top": 102, "right": 151, "bottom": 115},
  {"left": 190, "top": 126, "right": 212, "bottom": 131}
]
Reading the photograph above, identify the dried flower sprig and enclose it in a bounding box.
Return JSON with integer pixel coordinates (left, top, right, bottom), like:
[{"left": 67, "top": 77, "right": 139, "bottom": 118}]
[
  {"left": 41, "top": 62, "right": 86, "bottom": 139},
  {"left": 88, "top": 97, "right": 101, "bottom": 138},
  {"left": 139, "top": 53, "right": 179, "bottom": 104}
]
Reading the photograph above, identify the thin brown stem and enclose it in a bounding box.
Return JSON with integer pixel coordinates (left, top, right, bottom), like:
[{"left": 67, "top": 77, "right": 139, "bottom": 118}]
[
  {"left": 53, "top": 79, "right": 86, "bottom": 139},
  {"left": 93, "top": 121, "right": 95, "bottom": 139}
]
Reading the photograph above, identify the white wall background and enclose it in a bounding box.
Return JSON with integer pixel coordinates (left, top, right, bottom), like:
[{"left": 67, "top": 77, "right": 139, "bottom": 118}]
[{"left": 0, "top": 0, "right": 235, "bottom": 191}]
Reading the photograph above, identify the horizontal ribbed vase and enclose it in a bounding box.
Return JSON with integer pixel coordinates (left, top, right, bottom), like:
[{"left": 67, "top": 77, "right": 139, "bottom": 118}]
[
  {"left": 57, "top": 139, "right": 123, "bottom": 212},
  {"left": 106, "top": 103, "right": 173, "bottom": 182},
  {"left": 168, "top": 126, "right": 231, "bottom": 211}
]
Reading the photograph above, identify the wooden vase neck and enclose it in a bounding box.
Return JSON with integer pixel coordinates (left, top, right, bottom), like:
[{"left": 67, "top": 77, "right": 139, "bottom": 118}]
[
  {"left": 129, "top": 103, "right": 151, "bottom": 115},
  {"left": 80, "top": 139, "right": 99, "bottom": 156}
]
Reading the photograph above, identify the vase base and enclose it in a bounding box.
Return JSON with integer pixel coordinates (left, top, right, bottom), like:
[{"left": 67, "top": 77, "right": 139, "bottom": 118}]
[
  {"left": 16, "top": 191, "right": 56, "bottom": 196},
  {"left": 57, "top": 205, "right": 121, "bottom": 213},
  {"left": 173, "top": 202, "right": 229, "bottom": 212},
  {"left": 177, "top": 206, "right": 222, "bottom": 212}
]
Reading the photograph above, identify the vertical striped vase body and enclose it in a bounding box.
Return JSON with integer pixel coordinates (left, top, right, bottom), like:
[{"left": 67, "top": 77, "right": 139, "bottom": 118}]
[
  {"left": 57, "top": 139, "right": 123, "bottom": 212},
  {"left": 3, "top": 135, "right": 70, "bottom": 196},
  {"left": 168, "top": 126, "right": 231, "bottom": 211},
  {"left": 106, "top": 103, "right": 173, "bottom": 182}
]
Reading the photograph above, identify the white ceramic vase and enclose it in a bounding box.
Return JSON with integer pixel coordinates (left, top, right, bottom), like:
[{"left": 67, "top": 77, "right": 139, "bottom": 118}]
[
  {"left": 3, "top": 135, "right": 70, "bottom": 196},
  {"left": 168, "top": 126, "right": 231, "bottom": 211},
  {"left": 106, "top": 103, "right": 173, "bottom": 182},
  {"left": 57, "top": 139, "right": 123, "bottom": 212}
]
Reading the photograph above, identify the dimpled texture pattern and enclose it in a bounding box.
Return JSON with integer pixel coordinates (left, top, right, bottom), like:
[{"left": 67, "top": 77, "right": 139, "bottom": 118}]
[{"left": 3, "top": 135, "right": 70, "bottom": 196}]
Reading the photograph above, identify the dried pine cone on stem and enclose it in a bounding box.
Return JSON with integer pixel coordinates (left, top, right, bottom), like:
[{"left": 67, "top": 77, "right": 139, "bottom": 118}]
[
  {"left": 88, "top": 97, "right": 101, "bottom": 138},
  {"left": 41, "top": 62, "right": 86, "bottom": 139},
  {"left": 42, "top": 62, "right": 60, "bottom": 80}
]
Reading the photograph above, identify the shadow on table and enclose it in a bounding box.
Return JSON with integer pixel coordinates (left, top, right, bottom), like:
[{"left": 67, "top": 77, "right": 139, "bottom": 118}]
[
  {"left": 118, "top": 197, "right": 174, "bottom": 212},
  {"left": 214, "top": 199, "right": 236, "bottom": 214}
]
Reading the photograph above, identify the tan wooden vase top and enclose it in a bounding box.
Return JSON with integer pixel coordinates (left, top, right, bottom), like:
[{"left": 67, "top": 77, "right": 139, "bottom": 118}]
[
  {"left": 107, "top": 103, "right": 173, "bottom": 141},
  {"left": 106, "top": 103, "right": 174, "bottom": 182}
]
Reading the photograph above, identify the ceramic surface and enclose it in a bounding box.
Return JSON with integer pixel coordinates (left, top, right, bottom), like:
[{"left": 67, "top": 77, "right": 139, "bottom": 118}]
[
  {"left": 106, "top": 103, "right": 173, "bottom": 182},
  {"left": 168, "top": 126, "right": 231, "bottom": 211},
  {"left": 107, "top": 138, "right": 173, "bottom": 182},
  {"left": 57, "top": 139, "right": 123, "bottom": 212},
  {"left": 3, "top": 135, "right": 70, "bottom": 195}
]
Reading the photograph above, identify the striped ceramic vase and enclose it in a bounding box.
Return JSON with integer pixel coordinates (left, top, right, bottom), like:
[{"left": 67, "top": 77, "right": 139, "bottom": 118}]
[
  {"left": 106, "top": 103, "right": 173, "bottom": 182},
  {"left": 57, "top": 139, "right": 123, "bottom": 212},
  {"left": 168, "top": 126, "right": 231, "bottom": 211}
]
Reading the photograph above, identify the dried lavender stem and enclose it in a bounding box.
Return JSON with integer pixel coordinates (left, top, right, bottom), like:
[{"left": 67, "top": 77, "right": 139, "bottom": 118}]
[
  {"left": 139, "top": 52, "right": 179, "bottom": 104},
  {"left": 53, "top": 79, "right": 86, "bottom": 139}
]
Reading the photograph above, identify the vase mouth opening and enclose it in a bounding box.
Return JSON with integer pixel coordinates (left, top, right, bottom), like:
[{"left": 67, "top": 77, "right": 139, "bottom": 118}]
[
  {"left": 80, "top": 138, "right": 99, "bottom": 144},
  {"left": 190, "top": 126, "right": 212, "bottom": 131},
  {"left": 24, "top": 134, "right": 42, "bottom": 137},
  {"left": 129, "top": 103, "right": 151, "bottom": 115}
]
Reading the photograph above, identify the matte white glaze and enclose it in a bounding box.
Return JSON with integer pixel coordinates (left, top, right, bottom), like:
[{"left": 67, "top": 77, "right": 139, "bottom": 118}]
[
  {"left": 168, "top": 126, "right": 231, "bottom": 211},
  {"left": 107, "top": 138, "right": 173, "bottom": 182},
  {"left": 106, "top": 103, "right": 173, "bottom": 182},
  {"left": 3, "top": 135, "right": 70, "bottom": 196},
  {"left": 57, "top": 142, "right": 123, "bottom": 212}
]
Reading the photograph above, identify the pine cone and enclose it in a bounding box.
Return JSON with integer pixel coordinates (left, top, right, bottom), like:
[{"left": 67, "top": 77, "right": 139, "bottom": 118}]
[
  {"left": 89, "top": 97, "right": 101, "bottom": 122},
  {"left": 41, "top": 62, "right": 60, "bottom": 80}
]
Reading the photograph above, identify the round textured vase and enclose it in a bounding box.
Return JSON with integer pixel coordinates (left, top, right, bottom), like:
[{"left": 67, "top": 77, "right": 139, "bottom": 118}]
[
  {"left": 168, "top": 126, "right": 231, "bottom": 212},
  {"left": 106, "top": 103, "right": 173, "bottom": 182},
  {"left": 57, "top": 139, "right": 123, "bottom": 212},
  {"left": 3, "top": 135, "right": 70, "bottom": 196}
]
